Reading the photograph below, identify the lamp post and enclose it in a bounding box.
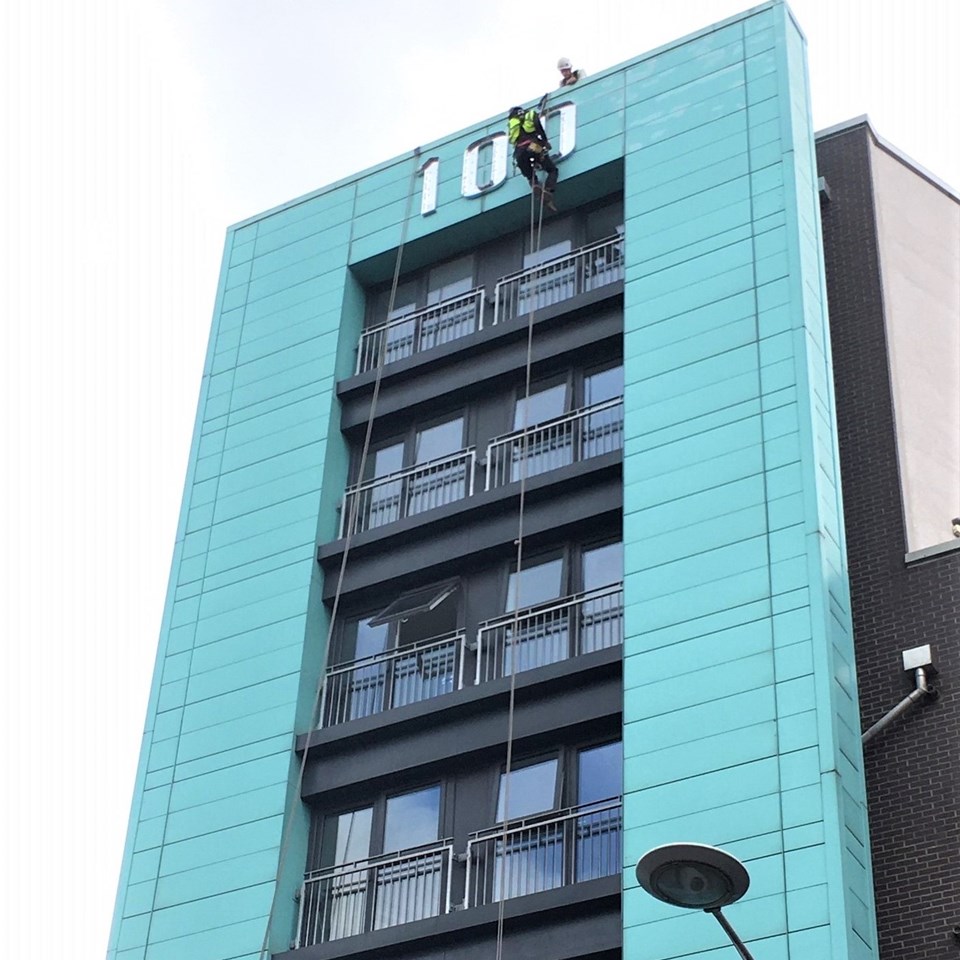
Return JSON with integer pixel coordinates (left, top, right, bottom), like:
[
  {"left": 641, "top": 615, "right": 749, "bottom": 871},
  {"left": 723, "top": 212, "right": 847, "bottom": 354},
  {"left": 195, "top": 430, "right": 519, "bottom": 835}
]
[{"left": 635, "top": 842, "right": 756, "bottom": 960}]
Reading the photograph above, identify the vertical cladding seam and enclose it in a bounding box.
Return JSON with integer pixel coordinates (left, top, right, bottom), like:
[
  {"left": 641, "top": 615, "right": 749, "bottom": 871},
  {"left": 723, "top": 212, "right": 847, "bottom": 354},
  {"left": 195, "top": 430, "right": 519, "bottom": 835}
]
[
  {"left": 739, "top": 18, "right": 791, "bottom": 953},
  {"left": 141, "top": 220, "right": 261, "bottom": 949}
]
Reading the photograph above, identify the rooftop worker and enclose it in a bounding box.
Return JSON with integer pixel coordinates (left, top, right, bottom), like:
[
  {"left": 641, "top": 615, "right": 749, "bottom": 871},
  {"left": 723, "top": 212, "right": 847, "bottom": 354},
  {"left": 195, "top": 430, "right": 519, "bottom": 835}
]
[
  {"left": 507, "top": 105, "right": 559, "bottom": 209},
  {"left": 557, "top": 57, "right": 586, "bottom": 86}
]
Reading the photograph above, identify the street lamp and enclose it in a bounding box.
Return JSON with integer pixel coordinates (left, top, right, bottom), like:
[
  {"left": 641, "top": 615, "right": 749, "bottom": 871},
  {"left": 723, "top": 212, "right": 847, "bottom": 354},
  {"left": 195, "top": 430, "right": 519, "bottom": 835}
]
[{"left": 635, "top": 842, "right": 756, "bottom": 960}]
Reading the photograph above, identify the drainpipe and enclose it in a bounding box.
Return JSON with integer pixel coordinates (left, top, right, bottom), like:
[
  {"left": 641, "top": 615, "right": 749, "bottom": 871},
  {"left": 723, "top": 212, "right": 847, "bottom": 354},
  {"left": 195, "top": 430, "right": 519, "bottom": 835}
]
[{"left": 862, "top": 645, "right": 938, "bottom": 746}]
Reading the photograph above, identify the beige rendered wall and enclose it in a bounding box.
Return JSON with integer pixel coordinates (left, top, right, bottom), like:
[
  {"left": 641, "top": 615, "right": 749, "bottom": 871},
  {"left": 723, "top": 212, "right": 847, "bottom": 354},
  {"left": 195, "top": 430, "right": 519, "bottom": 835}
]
[{"left": 870, "top": 141, "right": 960, "bottom": 553}]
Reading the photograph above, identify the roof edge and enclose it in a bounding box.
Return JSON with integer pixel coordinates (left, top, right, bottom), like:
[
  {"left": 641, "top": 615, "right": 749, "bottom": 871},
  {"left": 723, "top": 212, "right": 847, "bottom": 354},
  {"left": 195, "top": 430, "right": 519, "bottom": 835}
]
[{"left": 816, "top": 115, "right": 960, "bottom": 203}]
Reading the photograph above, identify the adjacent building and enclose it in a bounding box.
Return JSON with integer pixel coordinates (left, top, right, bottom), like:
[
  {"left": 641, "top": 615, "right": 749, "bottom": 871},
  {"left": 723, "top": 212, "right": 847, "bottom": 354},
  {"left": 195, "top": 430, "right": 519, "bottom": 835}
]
[{"left": 108, "top": 3, "right": 959, "bottom": 960}]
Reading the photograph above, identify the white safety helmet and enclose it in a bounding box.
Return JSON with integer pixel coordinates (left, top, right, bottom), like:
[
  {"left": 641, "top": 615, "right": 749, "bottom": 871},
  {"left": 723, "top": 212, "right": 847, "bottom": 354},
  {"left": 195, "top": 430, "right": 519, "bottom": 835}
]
[{"left": 557, "top": 57, "right": 572, "bottom": 70}]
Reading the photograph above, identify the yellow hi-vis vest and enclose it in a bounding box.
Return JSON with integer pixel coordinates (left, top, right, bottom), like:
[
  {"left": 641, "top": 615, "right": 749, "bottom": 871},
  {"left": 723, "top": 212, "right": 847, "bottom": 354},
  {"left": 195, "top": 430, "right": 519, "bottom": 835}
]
[{"left": 508, "top": 109, "right": 539, "bottom": 146}]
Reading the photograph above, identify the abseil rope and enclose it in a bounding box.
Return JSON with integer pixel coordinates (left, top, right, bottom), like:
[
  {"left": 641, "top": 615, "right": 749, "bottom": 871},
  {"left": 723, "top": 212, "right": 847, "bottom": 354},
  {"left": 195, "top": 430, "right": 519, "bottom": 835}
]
[
  {"left": 494, "top": 164, "right": 549, "bottom": 960},
  {"left": 258, "top": 146, "right": 422, "bottom": 960}
]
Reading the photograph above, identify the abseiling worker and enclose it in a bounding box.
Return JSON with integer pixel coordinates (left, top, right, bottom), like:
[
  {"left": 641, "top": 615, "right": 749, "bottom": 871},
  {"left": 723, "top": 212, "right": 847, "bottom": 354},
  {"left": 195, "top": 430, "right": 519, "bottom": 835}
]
[{"left": 507, "top": 105, "right": 559, "bottom": 208}]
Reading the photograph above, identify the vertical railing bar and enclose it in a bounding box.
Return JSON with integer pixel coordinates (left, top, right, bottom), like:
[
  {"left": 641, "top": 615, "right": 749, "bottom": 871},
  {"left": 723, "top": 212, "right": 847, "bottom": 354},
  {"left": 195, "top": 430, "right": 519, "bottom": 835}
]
[{"left": 444, "top": 846, "right": 454, "bottom": 914}]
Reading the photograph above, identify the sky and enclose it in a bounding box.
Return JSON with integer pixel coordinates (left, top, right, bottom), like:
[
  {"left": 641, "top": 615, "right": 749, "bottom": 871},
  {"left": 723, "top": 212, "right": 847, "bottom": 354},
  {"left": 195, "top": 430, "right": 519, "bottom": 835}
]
[{"left": 1, "top": 0, "right": 958, "bottom": 956}]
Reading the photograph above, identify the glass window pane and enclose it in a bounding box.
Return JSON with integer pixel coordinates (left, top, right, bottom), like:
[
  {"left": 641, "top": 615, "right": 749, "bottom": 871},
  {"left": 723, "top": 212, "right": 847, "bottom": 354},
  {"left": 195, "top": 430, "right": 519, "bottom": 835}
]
[
  {"left": 367, "top": 442, "right": 404, "bottom": 480},
  {"left": 575, "top": 742, "right": 621, "bottom": 884},
  {"left": 514, "top": 384, "right": 566, "bottom": 430},
  {"left": 415, "top": 418, "right": 463, "bottom": 464},
  {"left": 384, "top": 785, "right": 440, "bottom": 852},
  {"left": 428, "top": 256, "right": 473, "bottom": 304},
  {"left": 497, "top": 759, "right": 558, "bottom": 821},
  {"left": 371, "top": 279, "right": 418, "bottom": 325},
  {"left": 583, "top": 542, "right": 623, "bottom": 591},
  {"left": 523, "top": 218, "right": 572, "bottom": 264},
  {"left": 388, "top": 302, "right": 417, "bottom": 320},
  {"left": 506, "top": 557, "right": 563, "bottom": 611},
  {"left": 585, "top": 200, "right": 625, "bottom": 244},
  {"left": 321, "top": 807, "right": 373, "bottom": 867},
  {"left": 523, "top": 240, "right": 572, "bottom": 269},
  {"left": 370, "top": 580, "right": 458, "bottom": 627},
  {"left": 584, "top": 366, "right": 624, "bottom": 406},
  {"left": 578, "top": 741, "right": 622, "bottom": 805},
  {"left": 354, "top": 618, "right": 389, "bottom": 659},
  {"left": 339, "top": 618, "right": 390, "bottom": 721}
]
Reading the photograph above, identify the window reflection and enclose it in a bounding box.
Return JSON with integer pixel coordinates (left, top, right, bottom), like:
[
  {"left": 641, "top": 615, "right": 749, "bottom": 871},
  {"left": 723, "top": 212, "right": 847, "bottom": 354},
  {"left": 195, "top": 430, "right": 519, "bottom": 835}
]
[
  {"left": 494, "top": 759, "right": 562, "bottom": 900},
  {"left": 576, "top": 742, "right": 622, "bottom": 882},
  {"left": 496, "top": 758, "right": 558, "bottom": 821}
]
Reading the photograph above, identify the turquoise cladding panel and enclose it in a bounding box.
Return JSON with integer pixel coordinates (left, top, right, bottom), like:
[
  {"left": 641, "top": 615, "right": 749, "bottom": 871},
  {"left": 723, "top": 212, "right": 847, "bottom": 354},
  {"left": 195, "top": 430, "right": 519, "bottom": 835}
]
[
  {"left": 110, "top": 2, "right": 877, "bottom": 958},
  {"left": 109, "top": 179, "right": 361, "bottom": 959},
  {"left": 621, "top": 4, "right": 876, "bottom": 960}
]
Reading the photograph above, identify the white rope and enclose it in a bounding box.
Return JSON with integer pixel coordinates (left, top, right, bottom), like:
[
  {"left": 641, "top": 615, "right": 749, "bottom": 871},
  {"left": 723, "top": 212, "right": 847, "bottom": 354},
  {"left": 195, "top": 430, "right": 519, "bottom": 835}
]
[
  {"left": 257, "top": 147, "right": 422, "bottom": 960},
  {"left": 494, "top": 162, "right": 549, "bottom": 960}
]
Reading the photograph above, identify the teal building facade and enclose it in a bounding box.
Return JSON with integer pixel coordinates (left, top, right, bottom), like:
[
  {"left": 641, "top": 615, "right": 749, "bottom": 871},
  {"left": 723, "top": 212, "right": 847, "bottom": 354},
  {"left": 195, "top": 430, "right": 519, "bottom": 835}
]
[{"left": 109, "top": 3, "right": 879, "bottom": 959}]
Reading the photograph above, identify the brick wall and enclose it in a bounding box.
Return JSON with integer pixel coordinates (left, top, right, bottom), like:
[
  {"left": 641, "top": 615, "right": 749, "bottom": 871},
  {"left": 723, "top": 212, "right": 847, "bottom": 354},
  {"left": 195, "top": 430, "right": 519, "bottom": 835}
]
[{"left": 818, "top": 122, "right": 960, "bottom": 960}]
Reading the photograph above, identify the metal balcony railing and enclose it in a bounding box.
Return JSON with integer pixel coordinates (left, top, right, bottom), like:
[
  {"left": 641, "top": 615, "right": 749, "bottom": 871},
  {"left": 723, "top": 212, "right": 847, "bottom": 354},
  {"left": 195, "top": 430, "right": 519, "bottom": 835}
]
[
  {"left": 493, "top": 235, "right": 624, "bottom": 325},
  {"left": 485, "top": 397, "right": 623, "bottom": 491},
  {"left": 320, "top": 632, "right": 466, "bottom": 727},
  {"left": 465, "top": 799, "right": 621, "bottom": 906},
  {"left": 356, "top": 289, "right": 486, "bottom": 374},
  {"left": 297, "top": 842, "right": 454, "bottom": 946},
  {"left": 340, "top": 449, "right": 476, "bottom": 537},
  {"left": 475, "top": 583, "right": 623, "bottom": 683}
]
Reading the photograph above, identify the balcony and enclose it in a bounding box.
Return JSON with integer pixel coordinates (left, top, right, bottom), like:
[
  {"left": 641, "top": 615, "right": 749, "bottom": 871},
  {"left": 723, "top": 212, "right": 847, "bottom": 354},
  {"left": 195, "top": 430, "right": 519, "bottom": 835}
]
[
  {"left": 476, "top": 584, "right": 623, "bottom": 683},
  {"left": 493, "top": 235, "right": 624, "bottom": 326},
  {"left": 340, "top": 449, "right": 476, "bottom": 537},
  {"left": 485, "top": 398, "right": 624, "bottom": 491},
  {"left": 320, "top": 632, "right": 466, "bottom": 728},
  {"left": 356, "top": 289, "right": 486, "bottom": 374},
  {"left": 318, "top": 585, "right": 622, "bottom": 729},
  {"left": 297, "top": 842, "right": 453, "bottom": 947},
  {"left": 465, "top": 800, "right": 622, "bottom": 906}
]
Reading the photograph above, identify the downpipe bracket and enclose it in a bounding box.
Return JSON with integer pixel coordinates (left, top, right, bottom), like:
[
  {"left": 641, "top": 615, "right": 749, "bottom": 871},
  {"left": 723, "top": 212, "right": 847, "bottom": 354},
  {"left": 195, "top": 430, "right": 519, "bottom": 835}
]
[{"left": 862, "top": 645, "right": 938, "bottom": 746}]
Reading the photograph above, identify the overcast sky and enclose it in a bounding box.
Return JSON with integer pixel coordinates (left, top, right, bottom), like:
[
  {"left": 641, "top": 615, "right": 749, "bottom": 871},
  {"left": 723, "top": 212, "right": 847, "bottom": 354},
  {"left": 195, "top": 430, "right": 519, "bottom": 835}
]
[{"left": 2, "top": 1, "right": 958, "bottom": 956}]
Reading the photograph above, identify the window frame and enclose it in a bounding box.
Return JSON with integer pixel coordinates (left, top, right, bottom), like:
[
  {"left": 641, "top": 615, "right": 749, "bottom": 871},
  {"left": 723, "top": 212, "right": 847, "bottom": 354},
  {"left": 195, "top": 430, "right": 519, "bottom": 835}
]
[{"left": 310, "top": 780, "right": 447, "bottom": 872}]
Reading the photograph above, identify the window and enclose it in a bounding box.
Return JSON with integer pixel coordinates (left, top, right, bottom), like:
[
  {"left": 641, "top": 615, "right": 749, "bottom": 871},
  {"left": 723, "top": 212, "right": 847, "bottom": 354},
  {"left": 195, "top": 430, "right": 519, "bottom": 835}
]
[
  {"left": 369, "top": 580, "right": 459, "bottom": 627},
  {"left": 575, "top": 742, "right": 622, "bottom": 882},
  {"left": 324, "top": 584, "right": 462, "bottom": 726},
  {"left": 304, "top": 786, "right": 445, "bottom": 942},
  {"left": 506, "top": 555, "right": 564, "bottom": 612},
  {"left": 347, "top": 414, "right": 471, "bottom": 534},
  {"left": 580, "top": 540, "right": 624, "bottom": 654},
  {"left": 335, "top": 618, "right": 390, "bottom": 721},
  {"left": 502, "top": 554, "right": 567, "bottom": 674},
  {"left": 415, "top": 417, "right": 464, "bottom": 464},
  {"left": 497, "top": 758, "right": 560, "bottom": 821},
  {"left": 513, "top": 381, "right": 568, "bottom": 430},
  {"left": 582, "top": 364, "right": 624, "bottom": 460},
  {"left": 383, "top": 785, "right": 441, "bottom": 852},
  {"left": 477, "top": 540, "right": 621, "bottom": 681},
  {"left": 582, "top": 541, "right": 622, "bottom": 591},
  {"left": 510, "top": 381, "right": 573, "bottom": 481},
  {"left": 585, "top": 199, "right": 624, "bottom": 245},
  {"left": 493, "top": 757, "right": 563, "bottom": 900},
  {"left": 427, "top": 255, "right": 474, "bottom": 304},
  {"left": 365, "top": 257, "right": 478, "bottom": 365},
  {"left": 360, "top": 441, "right": 405, "bottom": 529},
  {"left": 490, "top": 365, "right": 623, "bottom": 489},
  {"left": 478, "top": 742, "right": 622, "bottom": 903}
]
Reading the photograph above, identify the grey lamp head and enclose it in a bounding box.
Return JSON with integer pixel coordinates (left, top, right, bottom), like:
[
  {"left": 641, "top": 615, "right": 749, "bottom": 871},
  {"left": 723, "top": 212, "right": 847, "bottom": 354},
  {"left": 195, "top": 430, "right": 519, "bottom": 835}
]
[{"left": 635, "top": 842, "right": 750, "bottom": 910}]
